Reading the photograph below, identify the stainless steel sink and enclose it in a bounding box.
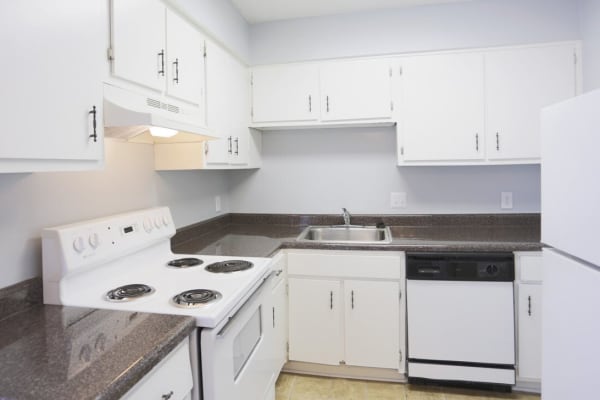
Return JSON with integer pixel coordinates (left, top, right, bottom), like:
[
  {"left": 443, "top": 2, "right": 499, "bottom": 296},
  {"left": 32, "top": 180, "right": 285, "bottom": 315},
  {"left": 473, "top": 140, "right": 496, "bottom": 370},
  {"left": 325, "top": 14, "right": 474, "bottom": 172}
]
[{"left": 296, "top": 225, "right": 393, "bottom": 244}]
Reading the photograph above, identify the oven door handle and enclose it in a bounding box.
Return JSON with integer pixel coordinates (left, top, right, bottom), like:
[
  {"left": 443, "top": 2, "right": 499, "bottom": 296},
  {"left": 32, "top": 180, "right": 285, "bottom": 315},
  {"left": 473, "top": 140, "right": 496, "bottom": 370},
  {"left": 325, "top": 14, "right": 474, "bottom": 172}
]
[{"left": 217, "top": 272, "right": 274, "bottom": 338}]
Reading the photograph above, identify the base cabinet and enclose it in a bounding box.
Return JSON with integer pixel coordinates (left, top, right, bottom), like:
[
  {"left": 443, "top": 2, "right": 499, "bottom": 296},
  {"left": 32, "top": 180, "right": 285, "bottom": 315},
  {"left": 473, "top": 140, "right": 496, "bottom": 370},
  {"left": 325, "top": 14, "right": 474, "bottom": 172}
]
[
  {"left": 287, "top": 250, "right": 405, "bottom": 373},
  {"left": 515, "top": 252, "right": 543, "bottom": 387}
]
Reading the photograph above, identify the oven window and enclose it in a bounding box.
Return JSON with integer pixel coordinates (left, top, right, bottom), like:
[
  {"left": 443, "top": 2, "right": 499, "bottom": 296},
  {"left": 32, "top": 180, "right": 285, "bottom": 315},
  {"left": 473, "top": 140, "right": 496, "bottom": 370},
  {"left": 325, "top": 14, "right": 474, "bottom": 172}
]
[{"left": 233, "top": 306, "right": 262, "bottom": 379}]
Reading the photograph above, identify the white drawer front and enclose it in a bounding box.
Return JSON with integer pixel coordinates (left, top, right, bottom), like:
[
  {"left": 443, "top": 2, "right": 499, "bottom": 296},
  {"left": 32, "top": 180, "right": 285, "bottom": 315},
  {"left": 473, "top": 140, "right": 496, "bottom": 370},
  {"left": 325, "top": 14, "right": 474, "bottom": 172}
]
[
  {"left": 517, "top": 252, "right": 543, "bottom": 282},
  {"left": 287, "top": 251, "right": 403, "bottom": 279}
]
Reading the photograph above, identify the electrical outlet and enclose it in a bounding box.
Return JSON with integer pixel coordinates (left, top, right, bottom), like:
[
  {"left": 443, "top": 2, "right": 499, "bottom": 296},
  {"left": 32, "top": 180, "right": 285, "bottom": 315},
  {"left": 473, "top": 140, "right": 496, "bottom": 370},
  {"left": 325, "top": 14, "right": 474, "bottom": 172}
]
[
  {"left": 501, "top": 192, "right": 513, "bottom": 209},
  {"left": 390, "top": 192, "right": 407, "bottom": 208},
  {"left": 215, "top": 195, "right": 221, "bottom": 213}
]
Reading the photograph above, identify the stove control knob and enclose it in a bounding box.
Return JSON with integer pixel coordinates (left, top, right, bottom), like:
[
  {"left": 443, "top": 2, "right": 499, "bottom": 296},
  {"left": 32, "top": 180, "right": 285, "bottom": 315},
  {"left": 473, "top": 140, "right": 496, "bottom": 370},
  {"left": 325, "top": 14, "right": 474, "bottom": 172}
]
[
  {"left": 143, "top": 218, "right": 153, "bottom": 233},
  {"left": 88, "top": 233, "right": 101, "bottom": 249},
  {"left": 154, "top": 216, "right": 162, "bottom": 229},
  {"left": 72, "top": 236, "right": 86, "bottom": 253},
  {"left": 162, "top": 215, "right": 170, "bottom": 227}
]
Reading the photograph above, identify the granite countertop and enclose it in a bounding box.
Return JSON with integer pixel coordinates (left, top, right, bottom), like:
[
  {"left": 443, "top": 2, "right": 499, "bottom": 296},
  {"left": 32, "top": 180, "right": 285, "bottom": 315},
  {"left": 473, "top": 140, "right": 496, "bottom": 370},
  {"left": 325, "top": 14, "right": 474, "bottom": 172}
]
[
  {"left": 0, "top": 280, "right": 196, "bottom": 400},
  {"left": 172, "top": 213, "right": 542, "bottom": 257}
]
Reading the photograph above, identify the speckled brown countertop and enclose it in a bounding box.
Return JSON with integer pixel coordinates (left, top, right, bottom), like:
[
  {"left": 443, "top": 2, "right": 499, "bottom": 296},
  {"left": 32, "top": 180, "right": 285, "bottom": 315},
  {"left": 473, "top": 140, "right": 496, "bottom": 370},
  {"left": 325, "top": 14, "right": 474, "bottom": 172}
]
[
  {"left": 172, "top": 213, "right": 542, "bottom": 257},
  {"left": 0, "top": 280, "right": 196, "bottom": 400}
]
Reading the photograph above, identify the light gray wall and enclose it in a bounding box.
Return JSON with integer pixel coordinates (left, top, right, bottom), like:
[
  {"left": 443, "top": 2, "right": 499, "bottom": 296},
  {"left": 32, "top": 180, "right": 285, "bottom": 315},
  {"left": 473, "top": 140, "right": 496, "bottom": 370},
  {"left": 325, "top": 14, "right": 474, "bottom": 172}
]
[
  {"left": 579, "top": 0, "right": 600, "bottom": 92},
  {"left": 249, "top": 0, "right": 580, "bottom": 64},
  {"left": 233, "top": 0, "right": 579, "bottom": 214},
  {"left": 229, "top": 129, "right": 541, "bottom": 214},
  {"left": 0, "top": 140, "right": 230, "bottom": 289},
  {"left": 168, "top": 0, "right": 250, "bottom": 62}
]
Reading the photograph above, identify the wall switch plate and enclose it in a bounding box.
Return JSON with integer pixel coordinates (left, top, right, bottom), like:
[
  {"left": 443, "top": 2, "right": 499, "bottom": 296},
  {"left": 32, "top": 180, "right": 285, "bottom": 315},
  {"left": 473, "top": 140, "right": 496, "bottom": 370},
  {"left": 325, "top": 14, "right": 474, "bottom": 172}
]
[
  {"left": 501, "top": 192, "right": 513, "bottom": 209},
  {"left": 390, "top": 192, "right": 407, "bottom": 208},
  {"left": 215, "top": 195, "right": 221, "bottom": 212}
]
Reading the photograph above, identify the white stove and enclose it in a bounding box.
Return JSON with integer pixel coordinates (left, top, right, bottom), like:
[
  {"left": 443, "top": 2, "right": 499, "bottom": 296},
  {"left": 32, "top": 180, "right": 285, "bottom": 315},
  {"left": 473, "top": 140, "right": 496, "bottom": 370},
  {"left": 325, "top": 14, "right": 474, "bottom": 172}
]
[{"left": 42, "top": 207, "right": 279, "bottom": 400}]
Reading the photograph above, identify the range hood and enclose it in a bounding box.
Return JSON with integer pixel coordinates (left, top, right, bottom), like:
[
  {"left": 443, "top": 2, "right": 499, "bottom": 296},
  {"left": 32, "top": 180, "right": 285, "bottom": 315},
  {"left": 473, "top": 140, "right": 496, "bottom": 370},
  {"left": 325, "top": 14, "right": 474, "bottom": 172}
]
[{"left": 103, "top": 82, "right": 217, "bottom": 144}]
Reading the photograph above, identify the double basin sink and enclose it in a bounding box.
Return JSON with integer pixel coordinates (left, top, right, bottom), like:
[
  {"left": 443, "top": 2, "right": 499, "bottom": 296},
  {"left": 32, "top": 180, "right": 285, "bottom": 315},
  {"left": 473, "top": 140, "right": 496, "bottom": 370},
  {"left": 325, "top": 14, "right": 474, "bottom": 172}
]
[{"left": 296, "top": 225, "right": 392, "bottom": 244}]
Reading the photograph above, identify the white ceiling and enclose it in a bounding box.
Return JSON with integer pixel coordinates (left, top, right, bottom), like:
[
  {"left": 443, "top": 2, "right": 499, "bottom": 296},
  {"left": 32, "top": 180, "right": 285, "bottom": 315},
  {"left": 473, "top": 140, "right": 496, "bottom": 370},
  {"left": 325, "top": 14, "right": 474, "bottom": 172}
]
[{"left": 231, "top": 0, "right": 474, "bottom": 24}]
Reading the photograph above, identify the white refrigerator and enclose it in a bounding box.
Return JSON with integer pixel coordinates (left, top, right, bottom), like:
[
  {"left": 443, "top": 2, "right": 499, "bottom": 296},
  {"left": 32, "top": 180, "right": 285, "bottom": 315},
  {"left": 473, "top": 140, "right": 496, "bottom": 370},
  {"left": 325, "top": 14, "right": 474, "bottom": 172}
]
[{"left": 541, "top": 88, "right": 600, "bottom": 399}]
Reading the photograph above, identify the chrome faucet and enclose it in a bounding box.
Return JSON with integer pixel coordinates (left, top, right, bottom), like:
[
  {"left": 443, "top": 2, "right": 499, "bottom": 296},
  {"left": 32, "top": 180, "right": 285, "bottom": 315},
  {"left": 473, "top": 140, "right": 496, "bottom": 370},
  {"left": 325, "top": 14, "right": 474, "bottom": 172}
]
[{"left": 342, "top": 208, "right": 351, "bottom": 226}]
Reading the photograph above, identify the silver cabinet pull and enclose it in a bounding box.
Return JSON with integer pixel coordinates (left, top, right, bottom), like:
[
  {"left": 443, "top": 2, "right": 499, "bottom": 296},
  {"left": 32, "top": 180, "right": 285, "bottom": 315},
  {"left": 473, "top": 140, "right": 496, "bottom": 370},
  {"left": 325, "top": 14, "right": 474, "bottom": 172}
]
[
  {"left": 234, "top": 137, "right": 239, "bottom": 155},
  {"left": 272, "top": 306, "right": 275, "bottom": 328},
  {"left": 204, "top": 142, "right": 209, "bottom": 155},
  {"left": 227, "top": 136, "right": 233, "bottom": 154},
  {"left": 528, "top": 295, "right": 532, "bottom": 316},
  {"left": 172, "top": 58, "right": 179, "bottom": 84},
  {"left": 275, "top": 269, "right": 283, "bottom": 276},
  {"left": 351, "top": 290, "right": 354, "bottom": 309},
  {"left": 89, "top": 106, "right": 97, "bottom": 142},
  {"left": 157, "top": 49, "right": 165, "bottom": 76},
  {"left": 330, "top": 291, "right": 333, "bottom": 309},
  {"left": 326, "top": 96, "right": 330, "bottom": 112},
  {"left": 309, "top": 95, "right": 312, "bottom": 112},
  {"left": 475, "top": 133, "right": 479, "bottom": 151},
  {"left": 162, "top": 391, "right": 174, "bottom": 400},
  {"left": 496, "top": 132, "right": 500, "bottom": 151}
]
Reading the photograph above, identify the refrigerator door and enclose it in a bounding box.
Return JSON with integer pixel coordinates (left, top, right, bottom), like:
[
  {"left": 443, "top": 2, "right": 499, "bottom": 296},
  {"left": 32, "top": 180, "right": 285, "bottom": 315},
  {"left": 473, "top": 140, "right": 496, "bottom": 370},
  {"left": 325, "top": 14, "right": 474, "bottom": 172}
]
[
  {"left": 542, "top": 249, "right": 600, "bottom": 399},
  {"left": 541, "top": 88, "right": 600, "bottom": 266}
]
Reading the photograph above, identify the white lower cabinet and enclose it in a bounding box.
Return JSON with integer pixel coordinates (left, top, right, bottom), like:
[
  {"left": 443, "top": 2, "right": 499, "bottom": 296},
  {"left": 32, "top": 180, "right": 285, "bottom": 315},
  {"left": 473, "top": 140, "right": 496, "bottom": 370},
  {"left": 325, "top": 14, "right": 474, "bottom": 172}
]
[
  {"left": 121, "top": 338, "right": 193, "bottom": 400},
  {"left": 287, "top": 250, "right": 405, "bottom": 374},
  {"left": 514, "top": 251, "right": 543, "bottom": 388}
]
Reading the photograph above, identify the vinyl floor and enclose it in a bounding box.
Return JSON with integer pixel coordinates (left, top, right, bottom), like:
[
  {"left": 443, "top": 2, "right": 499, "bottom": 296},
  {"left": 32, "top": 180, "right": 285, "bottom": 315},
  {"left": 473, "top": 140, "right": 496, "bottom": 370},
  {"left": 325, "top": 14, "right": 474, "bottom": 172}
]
[{"left": 275, "top": 373, "right": 541, "bottom": 400}]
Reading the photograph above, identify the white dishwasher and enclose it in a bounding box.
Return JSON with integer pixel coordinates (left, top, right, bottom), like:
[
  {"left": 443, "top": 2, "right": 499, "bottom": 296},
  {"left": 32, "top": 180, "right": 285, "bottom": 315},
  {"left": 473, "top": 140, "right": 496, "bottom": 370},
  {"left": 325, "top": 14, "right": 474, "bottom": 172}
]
[{"left": 406, "top": 252, "right": 515, "bottom": 390}]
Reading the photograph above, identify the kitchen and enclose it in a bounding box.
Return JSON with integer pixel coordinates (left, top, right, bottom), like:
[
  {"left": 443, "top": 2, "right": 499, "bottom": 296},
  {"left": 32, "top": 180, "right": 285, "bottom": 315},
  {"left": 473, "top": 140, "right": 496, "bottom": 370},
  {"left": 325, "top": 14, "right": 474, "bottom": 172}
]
[{"left": 0, "top": 0, "right": 599, "bottom": 399}]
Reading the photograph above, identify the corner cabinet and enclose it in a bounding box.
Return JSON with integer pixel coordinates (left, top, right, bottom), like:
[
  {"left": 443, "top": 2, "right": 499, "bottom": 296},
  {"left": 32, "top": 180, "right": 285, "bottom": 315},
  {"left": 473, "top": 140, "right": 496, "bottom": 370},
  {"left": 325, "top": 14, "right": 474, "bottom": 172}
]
[
  {"left": 0, "top": 0, "right": 106, "bottom": 172},
  {"left": 286, "top": 250, "right": 405, "bottom": 378},
  {"left": 397, "top": 42, "right": 579, "bottom": 165},
  {"left": 514, "top": 251, "right": 543, "bottom": 392}
]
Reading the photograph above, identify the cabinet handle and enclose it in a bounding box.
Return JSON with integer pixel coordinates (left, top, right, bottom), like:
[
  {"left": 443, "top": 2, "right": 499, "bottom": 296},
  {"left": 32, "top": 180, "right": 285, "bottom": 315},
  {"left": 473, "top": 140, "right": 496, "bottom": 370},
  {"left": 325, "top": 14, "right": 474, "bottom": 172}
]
[
  {"left": 496, "top": 132, "right": 500, "bottom": 151},
  {"left": 272, "top": 307, "right": 275, "bottom": 328},
  {"left": 162, "top": 391, "right": 174, "bottom": 400},
  {"left": 173, "top": 58, "right": 179, "bottom": 84},
  {"left": 330, "top": 291, "right": 333, "bottom": 310},
  {"left": 475, "top": 133, "right": 479, "bottom": 151},
  {"left": 227, "top": 136, "right": 232, "bottom": 154},
  {"left": 309, "top": 95, "right": 312, "bottom": 112},
  {"left": 275, "top": 269, "right": 283, "bottom": 276},
  {"left": 158, "top": 49, "right": 165, "bottom": 76},
  {"left": 89, "top": 106, "right": 97, "bottom": 142},
  {"left": 351, "top": 290, "right": 354, "bottom": 309},
  {"left": 204, "top": 142, "right": 209, "bottom": 155},
  {"left": 234, "top": 137, "right": 239, "bottom": 155},
  {"left": 528, "top": 295, "right": 532, "bottom": 316},
  {"left": 326, "top": 96, "right": 330, "bottom": 112}
]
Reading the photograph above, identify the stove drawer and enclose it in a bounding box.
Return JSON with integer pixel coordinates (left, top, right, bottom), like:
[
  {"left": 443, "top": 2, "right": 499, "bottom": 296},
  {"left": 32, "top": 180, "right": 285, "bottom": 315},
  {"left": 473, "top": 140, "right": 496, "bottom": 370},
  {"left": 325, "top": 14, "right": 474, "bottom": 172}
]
[{"left": 121, "top": 338, "right": 193, "bottom": 400}]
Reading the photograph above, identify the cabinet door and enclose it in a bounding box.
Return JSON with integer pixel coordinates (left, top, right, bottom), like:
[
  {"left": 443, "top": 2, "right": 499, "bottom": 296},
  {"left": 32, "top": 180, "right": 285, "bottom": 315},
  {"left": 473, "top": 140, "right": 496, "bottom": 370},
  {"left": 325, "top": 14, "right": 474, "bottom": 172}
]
[
  {"left": 165, "top": 8, "right": 205, "bottom": 106},
  {"left": 271, "top": 276, "right": 288, "bottom": 373},
  {"left": 320, "top": 60, "right": 392, "bottom": 122},
  {"left": 0, "top": 0, "right": 106, "bottom": 165},
  {"left": 288, "top": 278, "right": 343, "bottom": 365},
  {"left": 252, "top": 64, "right": 319, "bottom": 123},
  {"left": 401, "top": 53, "right": 485, "bottom": 161},
  {"left": 111, "top": 0, "right": 165, "bottom": 91},
  {"left": 344, "top": 280, "right": 400, "bottom": 369},
  {"left": 518, "top": 283, "right": 542, "bottom": 381},
  {"left": 486, "top": 45, "right": 576, "bottom": 160},
  {"left": 205, "top": 42, "right": 250, "bottom": 166}
]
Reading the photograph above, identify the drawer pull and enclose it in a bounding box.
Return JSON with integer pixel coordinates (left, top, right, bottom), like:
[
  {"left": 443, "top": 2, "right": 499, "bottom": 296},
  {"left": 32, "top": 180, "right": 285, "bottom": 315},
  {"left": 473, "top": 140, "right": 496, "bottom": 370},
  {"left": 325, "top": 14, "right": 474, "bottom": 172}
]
[
  {"left": 528, "top": 295, "right": 532, "bottom": 316},
  {"left": 162, "top": 390, "right": 174, "bottom": 400}
]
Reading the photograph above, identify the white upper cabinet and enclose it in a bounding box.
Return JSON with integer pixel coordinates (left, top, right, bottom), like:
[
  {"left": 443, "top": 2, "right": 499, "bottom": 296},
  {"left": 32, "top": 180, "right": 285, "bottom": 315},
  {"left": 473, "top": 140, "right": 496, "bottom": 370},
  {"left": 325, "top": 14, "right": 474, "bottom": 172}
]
[
  {"left": 251, "top": 64, "right": 319, "bottom": 123},
  {"left": 111, "top": 0, "right": 206, "bottom": 107},
  {"left": 320, "top": 59, "right": 393, "bottom": 122},
  {"left": 485, "top": 44, "right": 577, "bottom": 161},
  {"left": 401, "top": 53, "right": 485, "bottom": 162},
  {"left": 165, "top": 8, "right": 206, "bottom": 105},
  {"left": 111, "top": 0, "right": 166, "bottom": 92},
  {"left": 0, "top": 0, "right": 106, "bottom": 172}
]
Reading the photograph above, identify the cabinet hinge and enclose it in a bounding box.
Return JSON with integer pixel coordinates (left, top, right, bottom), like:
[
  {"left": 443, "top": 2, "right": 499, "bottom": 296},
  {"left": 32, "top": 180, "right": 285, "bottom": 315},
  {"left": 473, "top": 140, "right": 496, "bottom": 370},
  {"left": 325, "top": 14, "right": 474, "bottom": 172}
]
[
  {"left": 399, "top": 350, "right": 403, "bottom": 362},
  {"left": 107, "top": 47, "right": 114, "bottom": 61}
]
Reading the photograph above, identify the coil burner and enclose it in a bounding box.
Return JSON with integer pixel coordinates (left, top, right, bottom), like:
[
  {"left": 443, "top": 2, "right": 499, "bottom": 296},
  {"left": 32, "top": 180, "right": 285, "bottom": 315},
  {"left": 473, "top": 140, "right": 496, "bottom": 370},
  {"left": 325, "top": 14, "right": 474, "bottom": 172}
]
[
  {"left": 205, "top": 260, "right": 254, "bottom": 273},
  {"left": 106, "top": 284, "right": 155, "bottom": 302},
  {"left": 172, "top": 289, "right": 222, "bottom": 308}
]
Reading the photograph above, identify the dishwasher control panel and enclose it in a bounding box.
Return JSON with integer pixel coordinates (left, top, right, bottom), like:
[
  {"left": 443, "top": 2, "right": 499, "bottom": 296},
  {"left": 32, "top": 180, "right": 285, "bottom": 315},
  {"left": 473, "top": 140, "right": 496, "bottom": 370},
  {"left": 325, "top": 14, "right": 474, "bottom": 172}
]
[{"left": 406, "top": 252, "right": 515, "bottom": 282}]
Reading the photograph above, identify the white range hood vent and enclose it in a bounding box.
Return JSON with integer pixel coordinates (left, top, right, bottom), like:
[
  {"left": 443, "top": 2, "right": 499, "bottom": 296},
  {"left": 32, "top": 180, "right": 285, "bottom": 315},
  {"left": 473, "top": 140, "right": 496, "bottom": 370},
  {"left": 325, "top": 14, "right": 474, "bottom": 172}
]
[{"left": 103, "top": 82, "right": 216, "bottom": 144}]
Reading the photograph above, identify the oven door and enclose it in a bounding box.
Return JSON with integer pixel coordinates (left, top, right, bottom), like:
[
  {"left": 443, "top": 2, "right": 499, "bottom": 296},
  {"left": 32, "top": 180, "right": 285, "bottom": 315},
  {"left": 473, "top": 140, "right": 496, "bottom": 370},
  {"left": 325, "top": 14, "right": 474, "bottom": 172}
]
[{"left": 200, "top": 273, "right": 275, "bottom": 400}]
